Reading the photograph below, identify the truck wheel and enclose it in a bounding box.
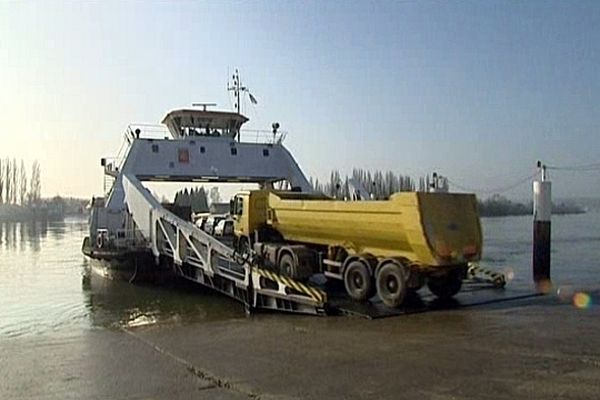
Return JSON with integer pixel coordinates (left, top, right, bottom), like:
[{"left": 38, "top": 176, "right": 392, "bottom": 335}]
[
  {"left": 427, "top": 270, "right": 463, "bottom": 300},
  {"left": 344, "top": 260, "right": 374, "bottom": 301},
  {"left": 278, "top": 253, "right": 296, "bottom": 278},
  {"left": 376, "top": 263, "right": 407, "bottom": 308}
]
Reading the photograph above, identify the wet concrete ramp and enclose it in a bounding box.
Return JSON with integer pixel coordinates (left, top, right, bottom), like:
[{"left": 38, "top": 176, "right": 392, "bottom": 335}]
[{"left": 331, "top": 282, "right": 543, "bottom": 319}]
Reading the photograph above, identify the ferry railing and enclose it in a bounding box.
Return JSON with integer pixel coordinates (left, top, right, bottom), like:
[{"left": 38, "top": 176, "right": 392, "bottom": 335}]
[
  {"left": 100, "top": 124, "right": 165, "bottom": 194},
  {"left": 106, "top": 124, "right": 170, "bottom": 175},
  {"left": 238, "top": 129, "right": 288, "bottom": 144},
  {"left": 126, "top": 123, "right": 170, "bottom": 141},
  {"left": 122, "top": 123, "right": 288, "bottom": 145}
]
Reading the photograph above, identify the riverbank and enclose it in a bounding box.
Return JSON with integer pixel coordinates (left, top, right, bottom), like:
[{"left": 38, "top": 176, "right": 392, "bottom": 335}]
[
  {"left": 0, "top": 197, "right": 88, "bottom": 222},
  {"left": 0, "top": 204, "right": 33, "bottom": 221},
  {"left": 0, "top": 203, "right": 62, "bottom": 222}
]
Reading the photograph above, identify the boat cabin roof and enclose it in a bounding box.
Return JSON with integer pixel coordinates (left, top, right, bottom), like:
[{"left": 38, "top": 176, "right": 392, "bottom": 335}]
[{"left": 162, "top": 109, "right": 249, "bottom": 139}]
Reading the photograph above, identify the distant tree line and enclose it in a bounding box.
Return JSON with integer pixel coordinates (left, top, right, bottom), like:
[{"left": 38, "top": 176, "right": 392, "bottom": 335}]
[
  {"left": 47, "top": 196, "right": 88, "bottom": 215},
  {"left": 478, "top": 195, "right": 585, "bottom": 217},
  {"left": 310, "top": 168, "right": 449, "bottom": 199},
  {"left": 310, "top": 170, "right": 584, "bottom": 217},
  {"left": 477, "top": 195, "right": 529, "bottom": 217},
  {"left": 0, "top": 158, "right": 41, "bottom": 206}
]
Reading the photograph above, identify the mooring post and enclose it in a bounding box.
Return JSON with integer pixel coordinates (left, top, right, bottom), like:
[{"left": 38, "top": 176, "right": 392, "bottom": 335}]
[{"left": 533, "top": 161, "right": 551, "bottom": 289}]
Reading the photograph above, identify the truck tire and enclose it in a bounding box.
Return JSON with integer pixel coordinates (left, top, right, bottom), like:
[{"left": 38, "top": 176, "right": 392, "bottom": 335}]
[
  {"left": 343, "top": 260, "right": 374, "bottom": 301},
  {"left": 376, "top": 263, "right": 408, "bottom": 308},
  {"left": 278, "top": 253, "right": 296, "bottom": 278},
  {"left": 427, "top": 270, "right": 463, "bottom": 300}
]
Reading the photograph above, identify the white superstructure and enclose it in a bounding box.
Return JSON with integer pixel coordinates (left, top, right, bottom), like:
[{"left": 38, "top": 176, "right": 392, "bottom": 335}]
[{"left": 103, "top": 108, "right": 312, "bottom": 213}]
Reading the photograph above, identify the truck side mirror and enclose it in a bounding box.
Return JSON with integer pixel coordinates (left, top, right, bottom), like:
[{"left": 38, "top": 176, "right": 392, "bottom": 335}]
[{"left": 237, "top": 197, "right": 244, "bottom": 216}]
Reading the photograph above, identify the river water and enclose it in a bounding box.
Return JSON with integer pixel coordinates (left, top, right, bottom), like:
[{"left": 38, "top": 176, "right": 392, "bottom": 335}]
[{"left": 0, "top": 213, "right": 598, "bottom": 338}]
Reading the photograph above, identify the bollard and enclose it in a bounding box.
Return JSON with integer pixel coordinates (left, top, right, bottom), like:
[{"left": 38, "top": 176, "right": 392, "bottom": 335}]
[{"left": 533, "top": 162, "right": 551, "bottom": 288}]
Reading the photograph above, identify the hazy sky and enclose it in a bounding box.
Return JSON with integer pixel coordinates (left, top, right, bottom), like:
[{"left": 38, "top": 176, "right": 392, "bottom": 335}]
[{"left": 1, "top": 1, "right": 598, "bottom": 199}]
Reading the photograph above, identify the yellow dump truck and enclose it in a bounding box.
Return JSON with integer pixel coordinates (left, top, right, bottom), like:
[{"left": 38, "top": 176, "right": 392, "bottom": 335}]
[{"left": 231, "top": 190, "right": 482, "bottom": 307}]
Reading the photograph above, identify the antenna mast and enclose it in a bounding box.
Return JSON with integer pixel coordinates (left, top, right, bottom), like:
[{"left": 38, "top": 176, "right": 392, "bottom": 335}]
[
  {"left": 227, "top": 69, "right": 257, "bottom": 115},
  {"left": 228, "top": 69, "right": 242, "bottom": 114}
]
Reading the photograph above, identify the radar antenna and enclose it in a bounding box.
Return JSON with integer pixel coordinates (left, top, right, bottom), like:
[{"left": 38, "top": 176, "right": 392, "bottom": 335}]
[{"left": 192, "top": 103, "right": 217, "bottom": 111}]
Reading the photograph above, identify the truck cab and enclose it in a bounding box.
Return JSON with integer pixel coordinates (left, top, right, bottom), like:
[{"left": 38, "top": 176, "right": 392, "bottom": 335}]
[
  {"left": 232, "top": 191, "right": 261, "bottom": 238},
  {"left": 231, "top": 190, "right": 270, "bottom": 252}
]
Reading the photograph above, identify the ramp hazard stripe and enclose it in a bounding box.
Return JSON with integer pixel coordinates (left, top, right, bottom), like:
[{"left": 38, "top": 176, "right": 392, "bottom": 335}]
[
  {"left": 467, "top": 263, "right": 506, "bottom": 288},
  {"left": 254, "top": 268, "right": 327, "bottom": 304}
]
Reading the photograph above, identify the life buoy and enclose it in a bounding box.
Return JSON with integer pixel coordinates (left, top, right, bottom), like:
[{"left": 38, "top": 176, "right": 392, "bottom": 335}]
[{"left": 96, "top": 233, "right": 104, "bottom": 249}]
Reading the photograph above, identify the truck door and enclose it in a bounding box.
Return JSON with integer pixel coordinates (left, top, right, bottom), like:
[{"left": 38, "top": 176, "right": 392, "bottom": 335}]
[{"left": 232, "top": 194, "right": 247, "bottom": 238}]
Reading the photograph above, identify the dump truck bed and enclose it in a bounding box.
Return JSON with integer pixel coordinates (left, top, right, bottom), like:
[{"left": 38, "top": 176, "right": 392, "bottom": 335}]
[{"left": 266, "top": 191, "right": 482, "bottom": 267}]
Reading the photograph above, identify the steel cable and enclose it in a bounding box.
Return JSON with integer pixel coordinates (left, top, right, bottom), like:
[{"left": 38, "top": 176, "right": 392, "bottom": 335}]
[
  {"left": 446, "top": 171, "right": 538, "bottom": 195},
  {"left": 546, "top": 162, "right": 600, "bottom": 172}
]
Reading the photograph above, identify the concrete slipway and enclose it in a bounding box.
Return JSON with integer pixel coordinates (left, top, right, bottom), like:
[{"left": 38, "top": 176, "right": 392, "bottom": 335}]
[{"left": 2, "top": 283, "right": 599, "bottom": 400}]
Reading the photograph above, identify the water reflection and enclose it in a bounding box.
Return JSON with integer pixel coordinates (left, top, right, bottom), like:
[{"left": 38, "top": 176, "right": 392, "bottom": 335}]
[
  {"left": 1, "top": 217, "right": 245, "bottom": 338},
  {"left": 48, "top": 221, "right": 66, "bottom": 240},
  {"left": 81, "top": 260, "right": 245, "bottom": 331},
  {"left": 0, "top": 219, "right": 90, "bottom": 337},
  {"left": 0, "top": 220, "right": 48, "bottom": 253}
]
